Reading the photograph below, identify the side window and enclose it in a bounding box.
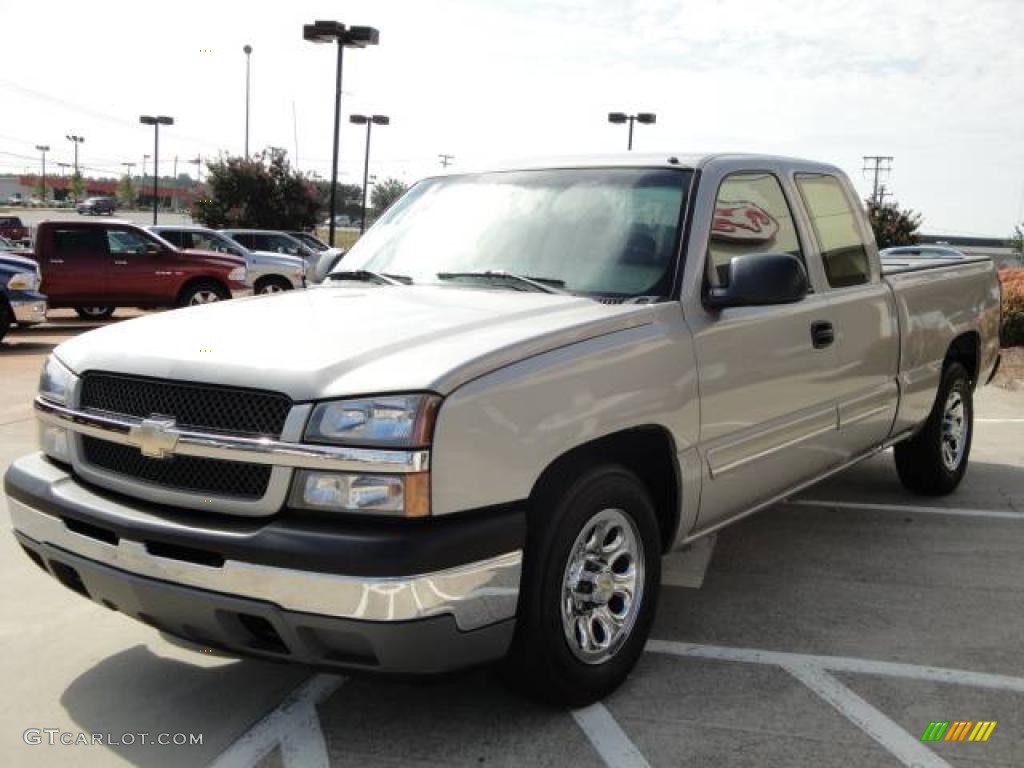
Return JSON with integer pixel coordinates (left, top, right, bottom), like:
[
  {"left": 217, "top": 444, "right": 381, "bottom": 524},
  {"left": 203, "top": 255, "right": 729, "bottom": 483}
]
[
  {"left": 230, "top": 233, "right": 253, "bottom": 249},
  {"left": 106, "top": 229, "right": 152, "bottom": 255},
  {"left": 795, "top": 174, "right": 871, "bottom": 288},
  {"left": 708, "top": 172, "right": 803, "bottom": 287},
  {"left": 159, "top": 230, "right": 185, "bottom": 247},
  {"left": 53, "top": 228, "right": 107, "bottom": 255}
]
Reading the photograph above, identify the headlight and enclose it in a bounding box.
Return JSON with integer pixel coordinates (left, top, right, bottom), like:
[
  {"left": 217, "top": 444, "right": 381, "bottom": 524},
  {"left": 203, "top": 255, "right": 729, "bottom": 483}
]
[
  {"left": 228, "top": 266, "right": 247, "bottom": 282},
  {"left": 7, "top": 272, "right": 40, "bottom": 291},
  {"left": 289, "top": 471, "right": 430, "bottom": 517},
  {"left": 38, "top": 355, "right": 76, "bottom": 405},
  {"left": 305, "top": 394, "right": 441, "bottom": 447}
]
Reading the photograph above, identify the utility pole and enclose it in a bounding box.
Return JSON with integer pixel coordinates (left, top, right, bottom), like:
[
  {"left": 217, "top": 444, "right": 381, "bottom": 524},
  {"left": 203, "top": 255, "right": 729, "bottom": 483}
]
[
  {"left": 172, "top": 155, "right": 178, "bottom": 211},
  {"left": 66, "top": 134, "right": 84, "bottom": 174},
  {"left": 35, "top": 145, "right": 49, "bottom": 204},
  {"left": 190, "top": 155, "right": 202, "bottom": 184},
  {"left": 438, "top": 153, "right": 454, "bottom": 168},
  {"left": 877, "top": 184, "right": 893, "bottom": 207},
  {"left": 862, "top": 155, "right": 893, "bottom": 206},
  {"left": 244, "top": 44, "right": 253, "bottom": 158}
]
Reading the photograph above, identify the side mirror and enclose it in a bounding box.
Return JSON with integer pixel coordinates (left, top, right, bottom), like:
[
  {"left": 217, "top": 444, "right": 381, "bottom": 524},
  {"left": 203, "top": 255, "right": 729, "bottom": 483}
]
[{"left": 704, "top": 251, "right": 809, "bottom": 309}]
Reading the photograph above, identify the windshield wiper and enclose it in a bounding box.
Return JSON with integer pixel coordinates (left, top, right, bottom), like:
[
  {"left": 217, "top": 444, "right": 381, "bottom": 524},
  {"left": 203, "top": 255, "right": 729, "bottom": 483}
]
[
  {"left": 436, "top": 270, "right": 566, "bottom": 294},
  {"left": 328, "top": 269, "right": 412, "bottom": 285}
]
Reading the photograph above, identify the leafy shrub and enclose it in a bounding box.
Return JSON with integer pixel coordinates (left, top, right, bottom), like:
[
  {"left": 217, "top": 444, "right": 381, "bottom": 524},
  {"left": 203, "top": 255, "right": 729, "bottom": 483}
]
[{"left": 999, "top": 268, "right": 1024, "bottom": 347}]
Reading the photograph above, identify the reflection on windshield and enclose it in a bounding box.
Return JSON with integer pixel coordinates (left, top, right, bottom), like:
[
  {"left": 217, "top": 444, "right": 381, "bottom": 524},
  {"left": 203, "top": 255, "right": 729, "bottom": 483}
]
[{"left": 338, "top": 168, "right": 691, "bottom": 298}]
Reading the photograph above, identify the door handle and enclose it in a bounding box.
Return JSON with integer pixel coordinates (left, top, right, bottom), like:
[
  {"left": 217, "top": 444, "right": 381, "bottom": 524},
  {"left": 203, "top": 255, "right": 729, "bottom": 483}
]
[
  {"left": 113, "top": 260, "right": 128, "bottom": 265},
  {"left": 811, "top": 321, "right": 835, "bottom": 349},
  {"left": 48, "top": 259, "right": 64, "bottom": 264}
]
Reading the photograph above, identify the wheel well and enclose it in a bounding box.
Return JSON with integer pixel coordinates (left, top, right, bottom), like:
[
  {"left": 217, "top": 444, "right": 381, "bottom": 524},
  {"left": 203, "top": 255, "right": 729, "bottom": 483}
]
[
  {"left": 945, "top": 331, "right": 980, "bottom": 386},
  {"left": 529, "top": 427, "right": 680, "bottom": 553},
  {"left": 254, "top": 274, "right": 290, "bottom": 291}
]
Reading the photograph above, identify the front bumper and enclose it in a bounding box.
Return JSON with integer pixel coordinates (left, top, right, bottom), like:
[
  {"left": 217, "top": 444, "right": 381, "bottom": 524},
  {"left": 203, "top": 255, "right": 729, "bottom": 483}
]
[
  {"left": 5, "top": 453, "right": 524, "bottom": 673},
  {"left": 10, "top": 294, "right": 47, "bottom": 325}
]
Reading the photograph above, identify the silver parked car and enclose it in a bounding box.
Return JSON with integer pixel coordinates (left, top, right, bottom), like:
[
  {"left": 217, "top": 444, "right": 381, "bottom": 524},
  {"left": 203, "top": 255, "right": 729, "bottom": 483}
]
[
  {"left": 221, "top": 229, "right": 337, "bottom": 284},
  {"left": 148, "top": 225, "right": 306, "bottom": 295}
]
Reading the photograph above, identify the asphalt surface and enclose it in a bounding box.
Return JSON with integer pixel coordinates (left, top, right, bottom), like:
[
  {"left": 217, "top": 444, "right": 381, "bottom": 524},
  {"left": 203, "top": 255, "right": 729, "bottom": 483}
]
[
  {"left": 2, "top": 311, "right": 1022, "bottom": 768},
  {"left": 3, "top": 208, "right": 194, "bottom": 231}
]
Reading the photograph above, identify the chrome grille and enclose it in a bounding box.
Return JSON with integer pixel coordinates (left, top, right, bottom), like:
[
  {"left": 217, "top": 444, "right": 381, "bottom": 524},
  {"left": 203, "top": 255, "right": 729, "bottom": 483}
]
[
  {"left": 79, "top": 373, "right": 292, "bottom": 437},
  {"left": 81, "top": 436, "right": 272, "bottom": 499}
]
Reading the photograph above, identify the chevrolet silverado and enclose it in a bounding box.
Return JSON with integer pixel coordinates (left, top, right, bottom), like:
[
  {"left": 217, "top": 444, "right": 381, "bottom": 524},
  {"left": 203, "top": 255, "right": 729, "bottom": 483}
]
[{"left": 4, "top": 154, "right": 1001, "bottom": 704}]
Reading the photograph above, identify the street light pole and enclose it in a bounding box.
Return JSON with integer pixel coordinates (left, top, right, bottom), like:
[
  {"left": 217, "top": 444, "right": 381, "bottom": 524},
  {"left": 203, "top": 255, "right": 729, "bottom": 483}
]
[
  {"left": 607, "top": 112, "right": 656, "bottom": 151},
  {"left": 350, "top": 114, "right": 389, "bottom": 233},
  {"left": 303, "top": 20, "right": 380, "bottom": 246},
  {"left": 65, "top": 134, "right": 84, "bottom": 173},
  {"left": 140, "top": 115, "right": 174, "bottom": 225},
  {"left": 244, "top": 44, "right": 253, "bottom": 158},
  {"left": 35, "top": 145, "right": 49, "bottom": 204}
]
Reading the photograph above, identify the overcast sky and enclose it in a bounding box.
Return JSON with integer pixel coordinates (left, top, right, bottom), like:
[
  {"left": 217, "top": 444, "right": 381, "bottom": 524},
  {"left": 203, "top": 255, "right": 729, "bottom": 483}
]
[{"left": 1, "top": 0, "right": 1021, "bottom": 236}]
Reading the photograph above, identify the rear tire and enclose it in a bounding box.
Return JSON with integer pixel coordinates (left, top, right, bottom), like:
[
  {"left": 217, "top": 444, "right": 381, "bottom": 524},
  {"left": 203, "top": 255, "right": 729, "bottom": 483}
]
[
  {"left": 894, "top": 362, "right": 973, "bottom": 496},
  {"left": 178, "top": 280, "right": 229, "bottom": 307},
  {"left": 504, "top": 464, "right": 661, "bottom": 706},
  {"left": 75, "top": 306, "right": 115, "bottom": 320}
]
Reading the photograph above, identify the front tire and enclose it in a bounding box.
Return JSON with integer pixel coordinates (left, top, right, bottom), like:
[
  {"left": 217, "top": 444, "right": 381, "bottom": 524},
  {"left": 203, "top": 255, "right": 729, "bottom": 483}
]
[
  {"left": 505, "top": 465, "right": 661, "bottom": 706},
  {"left": 894, "top": 362, "right": 973, "bottom": 495},
  {"left": 255, "top": 276, "right": 293, "bottom": 295},
  {"left": 0, "top": 300, "right": 10, "bottom": 344},
  {"left": 178, "top": 280, "right": 228, "bottom": 307},
  {"left": 75, "top": 306, "right": 115, "bottom": 320}
]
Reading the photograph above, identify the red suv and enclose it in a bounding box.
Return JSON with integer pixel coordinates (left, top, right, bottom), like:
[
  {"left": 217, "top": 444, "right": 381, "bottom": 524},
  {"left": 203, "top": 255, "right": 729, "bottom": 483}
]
[
  {"left": 28, "top": 220, "right": 250, "bottom": 319},
  {"left": 0, "top": 216, "right": 29, "bottom": 245}
]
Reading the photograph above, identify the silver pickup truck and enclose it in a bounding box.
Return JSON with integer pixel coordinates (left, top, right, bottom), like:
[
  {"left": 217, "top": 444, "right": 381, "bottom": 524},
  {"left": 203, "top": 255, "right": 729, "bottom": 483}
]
[{"left": 3, "top": 154, "right": 1001, "bottom": 705}]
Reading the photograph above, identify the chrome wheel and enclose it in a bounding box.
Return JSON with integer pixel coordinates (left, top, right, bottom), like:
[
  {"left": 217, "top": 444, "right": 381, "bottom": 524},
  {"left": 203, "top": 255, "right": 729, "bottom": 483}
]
[
  {"left": 561, "top": 507, "right": 645, "bottom": 665},
  {"left": 80, "top": 306, "right": 108, "bottom": 316},
  {"left": 189, "top": 290, "right": 221, "bottom": 305},
  {"left": 258, "top": 282, "right": 285, "bottom": 295},
  {"left": 940, "top": 390, "right": 967, "bottom": 471}
]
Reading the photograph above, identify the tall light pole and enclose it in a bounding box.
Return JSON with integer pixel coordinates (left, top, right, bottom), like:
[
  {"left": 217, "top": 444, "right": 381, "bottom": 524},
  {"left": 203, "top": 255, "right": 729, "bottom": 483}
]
[
  {"left": 243, "top": 44, "right": 253, "bottom": 158},
  {"left": 607, "top": 112, "right": 656, "bottom": 151},
  {"left": 142, "top": 154, "right": 151, "bottom": 179},
  {"left": 139, "top": 115, "right": 174, "bottom": 225},
  {"left": 350, "top": 114, "right": 389, "bottom": 233},
  {"left": 65, "top": 134, "right": 84, "bottom": 173},
  {"left": 303, "top": 20, "right": 380, "bottom": 246},
  {"left": 35, "top": 145, "right": 49, "bottom": 204}
]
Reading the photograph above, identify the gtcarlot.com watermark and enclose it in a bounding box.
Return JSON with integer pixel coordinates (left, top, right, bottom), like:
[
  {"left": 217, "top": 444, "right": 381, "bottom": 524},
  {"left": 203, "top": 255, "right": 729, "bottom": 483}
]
[{"left": 24, "top": 729, "right": 202, "bottom": 746}]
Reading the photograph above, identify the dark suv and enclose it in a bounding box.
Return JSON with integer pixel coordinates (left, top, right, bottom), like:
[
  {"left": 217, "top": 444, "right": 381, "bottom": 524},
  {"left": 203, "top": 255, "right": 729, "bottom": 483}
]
[{"left": 76, "top": 197, "right": 117, "bottom": 216}]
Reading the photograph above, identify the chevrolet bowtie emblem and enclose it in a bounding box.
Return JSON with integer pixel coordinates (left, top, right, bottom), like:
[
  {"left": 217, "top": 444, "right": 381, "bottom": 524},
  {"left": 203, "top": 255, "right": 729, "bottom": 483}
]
[{"left": 128, "top": 416, "right": 179, "bottom": 459}]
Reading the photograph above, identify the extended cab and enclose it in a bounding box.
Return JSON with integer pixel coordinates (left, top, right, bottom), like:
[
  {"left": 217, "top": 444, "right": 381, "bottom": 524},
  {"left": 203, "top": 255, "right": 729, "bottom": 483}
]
[
  {"left": 4, "top": 155, "right": 1000, "bottom": 705},
  {"left": 24, "top": 220, "right": 250, "bottom": 319},
  {"left": 0, "top": 252, "right": 47, "bottom": 344}
]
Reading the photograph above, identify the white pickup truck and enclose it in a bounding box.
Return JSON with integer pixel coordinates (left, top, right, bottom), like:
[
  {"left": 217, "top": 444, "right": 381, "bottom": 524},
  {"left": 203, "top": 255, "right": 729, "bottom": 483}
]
[{"left": 4, "top": 154, "right": 1001, "bottom": 705}]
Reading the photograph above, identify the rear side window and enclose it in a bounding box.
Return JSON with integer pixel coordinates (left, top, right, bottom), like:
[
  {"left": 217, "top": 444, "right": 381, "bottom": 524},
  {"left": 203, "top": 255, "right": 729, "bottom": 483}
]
[
  {"left": 159, "top": 230, "right": 185, "bottom": 247},
  {"left": 53, "top": 228, "right": 107, "bottom": 254},
  {"left": 231, "top": 233, "right": 254, "bottom": 248},
  {"left": 0, "top": 217, "right": 22, "bottom": 227},
  {"left": 795, "top": 174, "right": 871, "bottom": 288},
  {"left": 708, "top": 172, "right": 803, "bottom": 288}
]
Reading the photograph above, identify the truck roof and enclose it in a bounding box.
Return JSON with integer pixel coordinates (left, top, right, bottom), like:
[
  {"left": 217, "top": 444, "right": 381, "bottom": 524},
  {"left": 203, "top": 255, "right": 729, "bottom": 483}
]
[{"left": 432, "top": 152, "right": 843, "bottom": 176}]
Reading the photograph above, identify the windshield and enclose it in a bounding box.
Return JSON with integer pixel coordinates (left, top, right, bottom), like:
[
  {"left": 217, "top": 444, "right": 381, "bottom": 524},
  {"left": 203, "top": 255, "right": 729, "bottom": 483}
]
[{"left": 337, "top": 167, "right": 692, "bottom": 298}]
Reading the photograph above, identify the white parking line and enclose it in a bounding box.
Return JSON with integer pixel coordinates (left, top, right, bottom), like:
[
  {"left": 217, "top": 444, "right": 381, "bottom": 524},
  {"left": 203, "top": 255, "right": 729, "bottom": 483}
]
[
  {"left": 976, "top": 418, "right": 1024, "bottom": 423},
  {"left": 572, "top": 702, "right": 651, "bottom": 768},
  {"left": 646, "top": 640, "right": 1024, "bottom": 693},
  {"left": 209, "top": 674, "right": 343, "bottom": 768},
  {"left": 787, "top": 498, "right": 1024, "bottom": 520},
  {"left": 783, "top": 662, "right": 952, "bottom": 768}
]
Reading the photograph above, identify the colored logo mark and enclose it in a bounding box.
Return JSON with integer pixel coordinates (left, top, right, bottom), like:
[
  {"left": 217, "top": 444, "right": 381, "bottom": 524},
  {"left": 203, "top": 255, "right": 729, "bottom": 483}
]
[{"left": 921, "top": 721, "right": 997, "bottom": 742}]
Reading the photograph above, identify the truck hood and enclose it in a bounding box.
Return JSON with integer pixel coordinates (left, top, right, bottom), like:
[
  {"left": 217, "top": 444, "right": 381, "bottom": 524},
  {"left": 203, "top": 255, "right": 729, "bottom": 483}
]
[
  {"left": 55, "top": 285, "right": 653, "bottom": 400},
  {"left": 178, "top": 248, "right": 246, "bottom": 269}
]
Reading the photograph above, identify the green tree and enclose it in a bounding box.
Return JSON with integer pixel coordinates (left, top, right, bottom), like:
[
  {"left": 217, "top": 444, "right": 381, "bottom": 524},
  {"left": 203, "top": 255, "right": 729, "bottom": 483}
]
[
  {"left": 865, "top": 198, "right": 922, "bottom": 249},
  {"left": 68, "top": 171, "right": 86, "bottom": 202},
  {"left": 191, "top": 148, "right": 320, "bottom": 229},
  {"left": 32, "top": 176, "right": 47, "bottom": 203},
  {"left": 371, "top": 177, "right": 409, "bottom": 216},
  {"left": 116, "top": 175, "right": 136, "bottom": 207}
]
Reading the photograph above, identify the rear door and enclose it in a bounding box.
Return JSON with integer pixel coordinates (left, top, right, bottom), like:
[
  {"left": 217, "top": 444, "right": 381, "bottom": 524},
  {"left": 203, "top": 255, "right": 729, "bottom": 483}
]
[
  {"left": 793, "top": 173, "right": 899, "bottom": 457},
  {"left": 41, "top": 225, "right": 109, "bottom": 302},
  {"left": 686, "top": 165, "right": 839, "bottom": 528}
]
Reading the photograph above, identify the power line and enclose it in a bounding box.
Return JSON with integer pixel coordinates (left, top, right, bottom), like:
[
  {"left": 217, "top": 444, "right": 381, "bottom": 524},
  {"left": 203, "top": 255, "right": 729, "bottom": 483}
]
[{"left": 862, "top": 155, "right": 893, "bottom": 206}]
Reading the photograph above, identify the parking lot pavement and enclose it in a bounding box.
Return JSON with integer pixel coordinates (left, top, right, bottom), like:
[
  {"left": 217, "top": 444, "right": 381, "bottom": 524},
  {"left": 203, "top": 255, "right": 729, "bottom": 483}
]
[
  {"left": 3, "top": 208, "right": 193, "bottom": 230},
  {"left": 2, "top": 317, "right": 1022, "bottom": 767}
]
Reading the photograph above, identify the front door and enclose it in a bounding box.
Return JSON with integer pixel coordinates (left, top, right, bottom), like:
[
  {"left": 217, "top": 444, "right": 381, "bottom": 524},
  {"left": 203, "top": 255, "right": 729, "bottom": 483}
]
[
  {"left": 688, "top": 169, "right": 839, "bottom": 529},
  {"left": 104, "top": 227, "right": 169, "bottom": 303}
]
